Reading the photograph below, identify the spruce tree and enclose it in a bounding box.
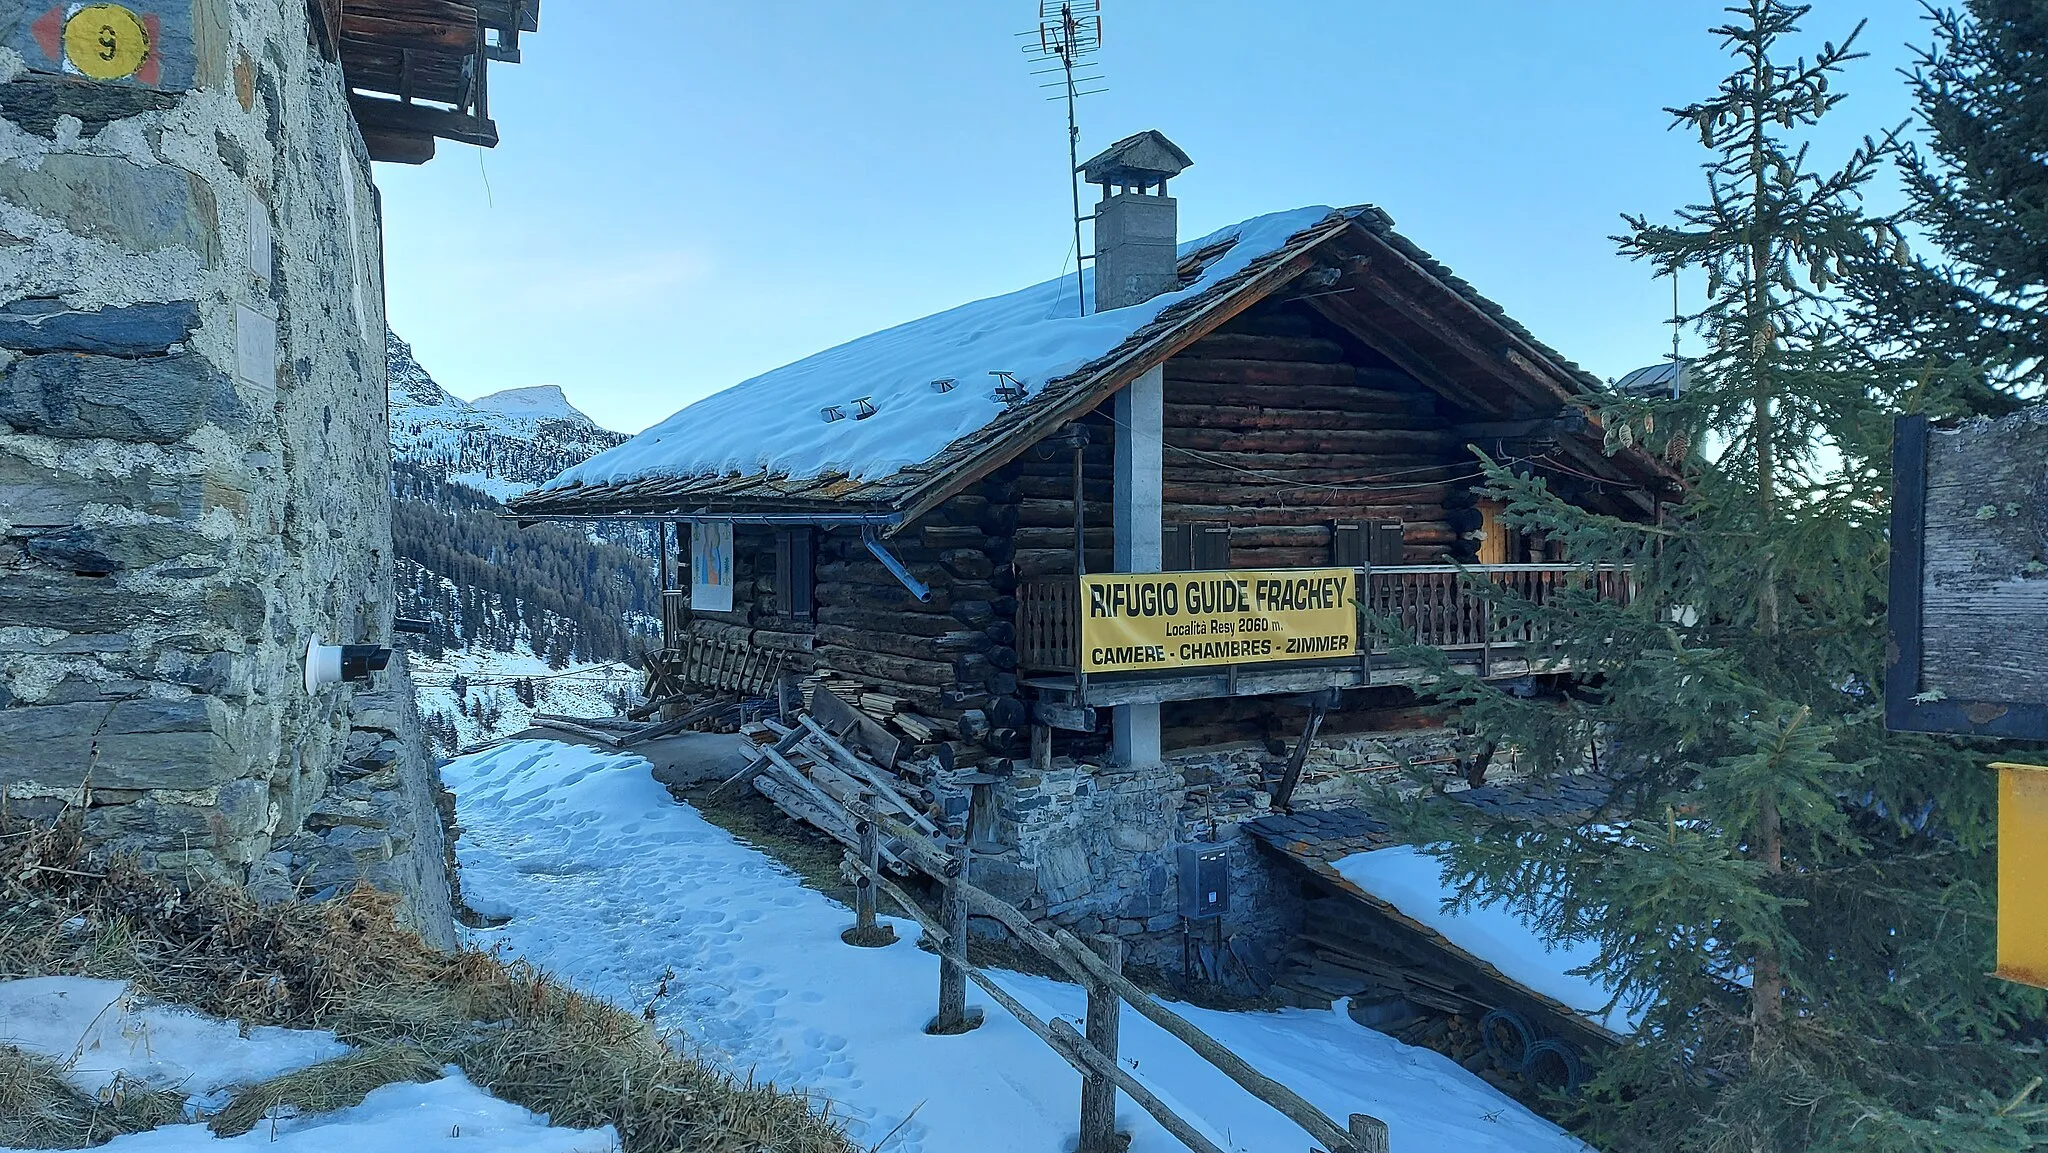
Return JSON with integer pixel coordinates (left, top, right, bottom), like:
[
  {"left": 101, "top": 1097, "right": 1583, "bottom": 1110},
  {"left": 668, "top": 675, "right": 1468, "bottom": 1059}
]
[
  {"left": 1844, "top": 0, "right": 2048, "bottom": 405},
  {"left": 1389, "top": 3, "right": 2048, "bottom": 1149}
]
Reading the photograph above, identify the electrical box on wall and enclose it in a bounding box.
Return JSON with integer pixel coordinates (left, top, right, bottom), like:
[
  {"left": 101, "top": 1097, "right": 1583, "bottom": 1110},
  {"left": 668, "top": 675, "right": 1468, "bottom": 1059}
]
[{"left": 1176, "top": 842, "right": 1230, "bottom": 921}]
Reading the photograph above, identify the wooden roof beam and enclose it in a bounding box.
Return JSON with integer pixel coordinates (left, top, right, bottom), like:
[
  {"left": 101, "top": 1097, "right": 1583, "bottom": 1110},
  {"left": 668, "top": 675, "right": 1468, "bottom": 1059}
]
[
  {"left": 1354, "top": 264, "right": 1559, "bottom": 409},
  {"left": 1350, "top": 228, "right": 1593, "bottom": 400},
  {"left": 361, "top": 125, "right": 435, "bottom": 164},
  {"left": 890, "top": 239, "right": 1343, "bottom": 531},
  {"left": 350, "top": 93, "right": 497, "bottom": 147},
  {"left": 1302, "top": 291, "right": 1499, "bottom": 416}
]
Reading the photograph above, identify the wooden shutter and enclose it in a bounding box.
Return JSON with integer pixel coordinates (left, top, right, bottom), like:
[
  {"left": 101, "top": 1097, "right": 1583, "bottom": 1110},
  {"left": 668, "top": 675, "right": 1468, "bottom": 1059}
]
[
  {"left": 1163, "top": 524, "right": 1194, "bottom": 572},
  {"left": 1368, "top": 520, "right": 1406, "bottom": 566},
  {"left": 774, "top": 528, "right": 815, "bottom": 618},
  {"left": 1332, "top": 522, "right": 1366, "bottom": 567},
  {"left": 1192, "top": 523, "right": 1231, "bottom": 570}
]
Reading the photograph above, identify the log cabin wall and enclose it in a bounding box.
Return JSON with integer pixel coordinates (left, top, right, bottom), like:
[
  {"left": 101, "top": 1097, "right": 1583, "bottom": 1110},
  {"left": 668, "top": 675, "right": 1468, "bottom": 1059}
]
[
  {"left": 677, "top": 526, "right": 816, "bottom": 667},
  {"left": 1161, "top": 299, "right": 1477, "bottom": 568},
  {"left": 811, "top": 489, "right": 1028, "bottom": 738}
]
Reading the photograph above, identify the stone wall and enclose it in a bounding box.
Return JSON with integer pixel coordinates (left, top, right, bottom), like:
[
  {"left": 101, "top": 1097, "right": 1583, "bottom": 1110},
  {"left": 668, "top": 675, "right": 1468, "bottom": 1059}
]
[
  {"left": 0, "top": 5, "right": 407, "bottom": 898},
  {"left": 250, "top": 657, "right": 457, "bottom": 951},
  {"left": 947, "top": 727, "right": 1463, "bottom": 992}
]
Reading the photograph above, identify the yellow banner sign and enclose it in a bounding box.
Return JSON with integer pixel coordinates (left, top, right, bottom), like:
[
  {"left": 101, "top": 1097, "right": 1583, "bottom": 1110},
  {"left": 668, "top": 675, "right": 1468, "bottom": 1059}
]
[{"left": 1079, "top": 568, "right": 1359, "bottom": 674}]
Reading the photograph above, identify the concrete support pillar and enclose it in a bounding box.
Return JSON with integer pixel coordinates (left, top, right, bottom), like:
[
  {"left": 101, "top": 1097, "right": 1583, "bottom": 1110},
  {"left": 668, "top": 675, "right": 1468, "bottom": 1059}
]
[{"left": 1112, "top": 364, "right": 1164, "bottom": 767}]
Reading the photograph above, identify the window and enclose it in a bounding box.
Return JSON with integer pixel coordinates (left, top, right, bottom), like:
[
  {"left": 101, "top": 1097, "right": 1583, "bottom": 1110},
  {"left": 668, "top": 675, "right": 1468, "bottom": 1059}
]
[
  {"left": 773, "top": 528, "right": 815, "bottom": 619},
  {"left": 1333, "top": 520, "right": 1404, "bottom": 566},
  {"left": 1164, "top": 522, "right": 1231, "bottom": 570}
]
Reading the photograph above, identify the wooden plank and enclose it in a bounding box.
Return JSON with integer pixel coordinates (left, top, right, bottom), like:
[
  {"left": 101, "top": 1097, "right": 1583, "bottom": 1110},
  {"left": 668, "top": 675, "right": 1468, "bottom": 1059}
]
[
  {"left": 348, "top": 94, "right": 498, "bottom": 147},
  {"left": 810, "top": 687, "right": 904, "bottom": 769},
  {"left": 1891, "top": 409, "right": 2048, "bottom": 737}
]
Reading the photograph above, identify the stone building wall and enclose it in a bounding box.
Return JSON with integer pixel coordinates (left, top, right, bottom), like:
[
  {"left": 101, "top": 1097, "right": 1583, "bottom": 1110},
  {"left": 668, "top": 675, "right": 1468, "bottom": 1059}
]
[
  {"left": 942, "top": 729, "right": 1464, "bottom": 991},
  {"left": 0, "top": 4, "right": 401, "bottom": 891}
]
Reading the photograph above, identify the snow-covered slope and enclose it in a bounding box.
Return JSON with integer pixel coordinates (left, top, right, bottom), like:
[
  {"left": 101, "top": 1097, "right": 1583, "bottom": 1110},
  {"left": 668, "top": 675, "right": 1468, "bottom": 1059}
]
[
  {"left": 388, "top": 332, "right": 628, "bottom": 502},
  {"left": 447, "top": 739, "right": 1595, "bottom": 1153},
  {"left": 385, "top": 333, "right": 658, "bottom": 718},
  {"left": 0, "top": 976, "right": 615, "bottom": 1152}
]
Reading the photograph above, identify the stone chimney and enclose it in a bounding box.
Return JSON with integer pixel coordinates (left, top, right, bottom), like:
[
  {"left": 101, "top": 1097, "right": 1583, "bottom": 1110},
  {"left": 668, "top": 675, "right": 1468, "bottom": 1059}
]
[{"left": 1080, "top": 130, "right": 1193, "bottom": 311}]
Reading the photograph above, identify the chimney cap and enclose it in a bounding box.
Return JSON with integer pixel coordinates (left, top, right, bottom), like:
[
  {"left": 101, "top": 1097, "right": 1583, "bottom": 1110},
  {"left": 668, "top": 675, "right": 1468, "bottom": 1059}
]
[{"left": 1078, "top": 129, "right": 1193, "bottom": 187}]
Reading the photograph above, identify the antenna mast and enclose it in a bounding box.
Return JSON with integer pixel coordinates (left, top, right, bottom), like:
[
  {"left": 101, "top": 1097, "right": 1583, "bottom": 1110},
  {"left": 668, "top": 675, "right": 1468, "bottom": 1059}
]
[{"left": 1023, "top": 2, "right": 1104, "bottom": 316}]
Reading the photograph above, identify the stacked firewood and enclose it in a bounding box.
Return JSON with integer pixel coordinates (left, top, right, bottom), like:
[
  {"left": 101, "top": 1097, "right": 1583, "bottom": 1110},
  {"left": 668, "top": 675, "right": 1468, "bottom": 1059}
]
[{"left": 731, "top": 706, "right": 960, "bottom": 877}]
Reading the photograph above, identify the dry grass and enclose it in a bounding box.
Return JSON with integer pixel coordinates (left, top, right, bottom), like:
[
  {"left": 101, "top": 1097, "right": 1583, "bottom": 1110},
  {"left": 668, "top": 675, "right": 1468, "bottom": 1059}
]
[
  {"left": 0, "top": 812, "right": 860, "bottom": 1152},
  {"left": 0, "top": 1048, "right": 185, "bottom": 1149}
]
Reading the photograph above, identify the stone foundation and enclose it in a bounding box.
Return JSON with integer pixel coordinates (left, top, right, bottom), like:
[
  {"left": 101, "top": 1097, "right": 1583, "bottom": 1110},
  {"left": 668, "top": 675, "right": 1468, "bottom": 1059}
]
[{"left": 931, "top": 728, "right": 1464, "bottom": 992}]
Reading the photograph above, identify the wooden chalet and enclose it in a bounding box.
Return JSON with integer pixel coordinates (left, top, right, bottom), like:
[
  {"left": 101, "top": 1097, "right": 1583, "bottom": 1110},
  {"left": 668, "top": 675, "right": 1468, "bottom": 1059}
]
[
  {"left": 311, "top": 0, "right": 538, "bottom": 164},
  {"left": 510, "top": 159, "right": 1677, "bottom": 763}
]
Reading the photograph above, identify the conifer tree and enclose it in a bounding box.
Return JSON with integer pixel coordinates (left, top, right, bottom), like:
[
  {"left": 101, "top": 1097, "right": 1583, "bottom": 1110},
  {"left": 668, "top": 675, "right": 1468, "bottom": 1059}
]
[
  {"left": 1845, "top": 0, "right": 2048, "bottom": 405},
  {"left": 1391, "top": 4, "right": 2047, "bottom": 1148}
]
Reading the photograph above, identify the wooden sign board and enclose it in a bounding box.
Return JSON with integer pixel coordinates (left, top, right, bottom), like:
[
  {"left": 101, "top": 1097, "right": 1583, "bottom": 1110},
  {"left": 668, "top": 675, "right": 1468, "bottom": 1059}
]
[
  {"left": 1079, "top": 568, "right": 1358, "bottom": 675},
  {"left": 1885, "top": 410, "right": 2048, "bottom": 740}
]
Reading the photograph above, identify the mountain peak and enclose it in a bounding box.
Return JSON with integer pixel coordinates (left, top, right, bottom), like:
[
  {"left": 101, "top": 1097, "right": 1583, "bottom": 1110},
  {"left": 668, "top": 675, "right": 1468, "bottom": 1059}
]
[
  {"left": 471, "top": 384, "right": 592, "bottom": 426},
  {"left": 387, "top": 330, "right": 464, "bottom": 410}
]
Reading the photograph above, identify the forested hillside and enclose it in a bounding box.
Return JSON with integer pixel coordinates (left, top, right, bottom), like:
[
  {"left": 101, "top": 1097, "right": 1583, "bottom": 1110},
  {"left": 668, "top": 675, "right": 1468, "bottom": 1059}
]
[
  {"left": 387, "top": 331, "right": 658, "bottom": 669},
  {"left": 392, "top": 461, "right": 658, "bottom": 667}
]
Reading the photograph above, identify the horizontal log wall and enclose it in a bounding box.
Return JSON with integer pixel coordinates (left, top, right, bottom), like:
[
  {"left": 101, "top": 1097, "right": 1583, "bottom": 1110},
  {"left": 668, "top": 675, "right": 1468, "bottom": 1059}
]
[
  {"left": 1161, "top": 300, "right": 1475, "bottom": 566},
  {"left": 677, "top": 525, "right": 816, "bottom": 667},
  {"left": 812, "top": 489, "right": 1027, "bottom": 743}
]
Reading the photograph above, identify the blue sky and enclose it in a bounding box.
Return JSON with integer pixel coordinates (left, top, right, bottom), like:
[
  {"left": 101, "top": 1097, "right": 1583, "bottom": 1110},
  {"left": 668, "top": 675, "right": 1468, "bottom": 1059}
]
[{"left": 375, "top": 1, "right": 1932, "bottom": 435}]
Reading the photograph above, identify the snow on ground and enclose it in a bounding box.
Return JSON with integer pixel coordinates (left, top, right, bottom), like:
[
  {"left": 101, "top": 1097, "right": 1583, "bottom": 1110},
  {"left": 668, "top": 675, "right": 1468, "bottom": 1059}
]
[
  {"left": 0, "top": 977, "right": 347, "bottom": 1105},
  {"left": 410, "top": 646, "right": 641, "bottom": 753},
  {"left": 445, "top": 739, "right": 1591, "bottom": 1153},
  {"left": 1333, "top": 846, "right": 1642, "bottom": 1036},
  {"left": 542, "top": 206, "right": 1338, "bottom": 490},
  {"left": 0, "top": 978, "right": 614, "bottom": 1153}
]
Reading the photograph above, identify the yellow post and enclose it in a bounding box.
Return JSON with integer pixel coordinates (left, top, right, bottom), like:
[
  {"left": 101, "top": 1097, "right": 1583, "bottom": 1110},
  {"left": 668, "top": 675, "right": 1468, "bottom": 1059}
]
[{"left": 1995, "top": 763, "right": 2048, "bottom": 990}]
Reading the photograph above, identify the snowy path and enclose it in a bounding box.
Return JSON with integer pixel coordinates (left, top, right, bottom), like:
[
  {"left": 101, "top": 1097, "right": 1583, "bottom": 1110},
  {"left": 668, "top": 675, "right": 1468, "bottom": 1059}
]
[{"left": 445, "top": 740, "right": 1589, "bottom": 1153}]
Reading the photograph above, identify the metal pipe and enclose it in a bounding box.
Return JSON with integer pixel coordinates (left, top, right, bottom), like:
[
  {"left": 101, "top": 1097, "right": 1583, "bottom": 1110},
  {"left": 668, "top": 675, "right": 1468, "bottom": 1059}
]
[
  {"left": 862, "top": 527, "right": 932, "bottom": 602},
  {"left": 504, "top": 510, "right": 902, "bottom": 528}
]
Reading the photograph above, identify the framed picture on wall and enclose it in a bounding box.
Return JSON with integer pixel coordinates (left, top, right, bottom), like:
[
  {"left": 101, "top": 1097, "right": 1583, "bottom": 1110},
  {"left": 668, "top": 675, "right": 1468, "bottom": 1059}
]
[{"left": 691, "top": 520, "right": 735, "bottom": 613}]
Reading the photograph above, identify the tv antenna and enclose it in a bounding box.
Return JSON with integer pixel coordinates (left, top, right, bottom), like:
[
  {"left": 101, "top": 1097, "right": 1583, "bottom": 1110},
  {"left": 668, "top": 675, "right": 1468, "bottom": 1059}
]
[{"left": 1021, "top": 1, "right": 1105, "bottom": 316}]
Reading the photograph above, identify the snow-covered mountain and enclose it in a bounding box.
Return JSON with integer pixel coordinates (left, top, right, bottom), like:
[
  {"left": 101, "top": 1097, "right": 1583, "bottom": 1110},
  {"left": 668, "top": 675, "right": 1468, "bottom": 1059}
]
[
  {"left": 385, "top": 332, "right": 657, "bottom": 748},
  {"left": 388, "top": 333, "right": 629, "bottom": 502}
]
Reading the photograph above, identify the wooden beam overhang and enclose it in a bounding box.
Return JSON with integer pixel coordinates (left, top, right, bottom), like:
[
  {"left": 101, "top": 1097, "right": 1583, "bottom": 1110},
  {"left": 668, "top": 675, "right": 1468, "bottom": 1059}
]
[
  {"left": 338, "top": 0, "right": 534, "bottom": 162},
  {"left": 349, "top": 94, "right": 497, "bottom": 148}
]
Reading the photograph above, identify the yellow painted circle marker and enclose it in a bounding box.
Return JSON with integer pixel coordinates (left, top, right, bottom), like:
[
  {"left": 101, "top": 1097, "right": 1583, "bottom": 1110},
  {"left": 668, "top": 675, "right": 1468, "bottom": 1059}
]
[{"left": 64, "top": 4, "right": 150, "bottom": 82}]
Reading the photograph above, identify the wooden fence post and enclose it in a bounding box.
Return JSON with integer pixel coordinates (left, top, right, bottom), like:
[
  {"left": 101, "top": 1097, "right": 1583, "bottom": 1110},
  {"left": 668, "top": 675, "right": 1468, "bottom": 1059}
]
[
  {"left": 928, "top": 840, "right": 982, "bottom": 1034},
  {"left": 1347, "top": 1113, "right": 1390, "bottom": 1153},
  {"left": 842, "top": 792, "right": 895, "bottom": 948},
  {"left": 1078, "top": 934, "right": 1125, "bottom": 1153}
]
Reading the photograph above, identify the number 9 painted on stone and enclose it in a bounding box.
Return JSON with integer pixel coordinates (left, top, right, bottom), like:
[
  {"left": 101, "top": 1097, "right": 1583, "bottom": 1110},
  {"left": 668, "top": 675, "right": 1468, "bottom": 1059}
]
[{"left": 64, "top": 4, "right": 149, "bottom": 81}]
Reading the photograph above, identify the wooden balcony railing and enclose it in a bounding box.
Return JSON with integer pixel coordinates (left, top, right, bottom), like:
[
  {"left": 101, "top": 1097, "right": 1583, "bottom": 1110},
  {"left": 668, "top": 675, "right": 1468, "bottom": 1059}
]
[
  {"left": 1363, "top": 563, "right": 1636, "bottom": 651},
  {"left": 1017, "top": 564, "right": 1635, "bottom": 675},
  {"left": 1018, "top": 577, "right": 1085, "bottom": 675}
]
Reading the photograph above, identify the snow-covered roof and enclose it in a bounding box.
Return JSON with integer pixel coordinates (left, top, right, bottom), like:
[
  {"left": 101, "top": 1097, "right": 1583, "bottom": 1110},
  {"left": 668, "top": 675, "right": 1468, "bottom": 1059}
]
[
  {"left": 512, "top": 201, "right": 1678, "bottom": 523},
  {"left": 536, "top": 206, "right": 1337, "bottom": 501},
  {"left": 1333, "top": 845, "right": 1644, "bottom": 1036}
]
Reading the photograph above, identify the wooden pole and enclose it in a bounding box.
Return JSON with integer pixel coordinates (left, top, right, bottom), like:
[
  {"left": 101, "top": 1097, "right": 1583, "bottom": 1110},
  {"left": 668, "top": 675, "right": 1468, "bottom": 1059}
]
[
  {"left": 856, "top": 798, "right": 879, "bottom": 930},
  {"left": 841, "top": 793, "right": 897, "bottom": 948},
  {"left": 1047, "top": 1018, "right": 1228, "bottom": 1153},
  {"left": 1270, "top": 690, "right": 1333, "bottom": 810},
  {"left": 1347, "top": 1113, "right": 1391, "bottom": 1153},
  {"left": 930, "top": 841, "right": 980, "bottom": 1034},
  {"left": 1078, "top": 935, "right": 1125, "bottom": 1153},
  {"left": 1053, "top": 928, "right": 1372, "bottom": 1153}
]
